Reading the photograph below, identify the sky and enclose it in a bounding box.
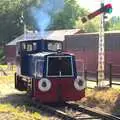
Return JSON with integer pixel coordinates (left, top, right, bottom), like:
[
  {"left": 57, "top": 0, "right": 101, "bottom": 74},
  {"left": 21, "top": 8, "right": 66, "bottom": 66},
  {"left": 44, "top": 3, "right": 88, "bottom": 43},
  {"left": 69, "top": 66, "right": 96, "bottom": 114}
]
[{"left": 78, "top": 0, "right": 120, "bottom": 16}]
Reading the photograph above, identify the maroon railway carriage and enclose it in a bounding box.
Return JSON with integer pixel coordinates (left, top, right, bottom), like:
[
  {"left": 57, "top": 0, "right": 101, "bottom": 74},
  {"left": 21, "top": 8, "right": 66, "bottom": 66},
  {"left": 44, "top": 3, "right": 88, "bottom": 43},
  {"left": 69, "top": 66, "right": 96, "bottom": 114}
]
[
  {"left": 15, "top": 39, "right": 85, "bottom": 103},
  {"left": 65, "top": 32, "right": 120, "bottom": 75}
]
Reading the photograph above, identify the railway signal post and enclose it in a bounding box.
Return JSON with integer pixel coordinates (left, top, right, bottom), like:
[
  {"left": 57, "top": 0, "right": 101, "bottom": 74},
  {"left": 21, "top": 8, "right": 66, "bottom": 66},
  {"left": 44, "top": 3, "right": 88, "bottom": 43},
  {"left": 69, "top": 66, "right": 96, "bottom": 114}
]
[
  {"left": 81, "top": 2, "right": 112, "bottom": 87},
  {"left": 98, "top": 1, "right": 105, "bottom": 87},
  {"left": 20, "top": 11, "right": 27, "bottom": 40}
]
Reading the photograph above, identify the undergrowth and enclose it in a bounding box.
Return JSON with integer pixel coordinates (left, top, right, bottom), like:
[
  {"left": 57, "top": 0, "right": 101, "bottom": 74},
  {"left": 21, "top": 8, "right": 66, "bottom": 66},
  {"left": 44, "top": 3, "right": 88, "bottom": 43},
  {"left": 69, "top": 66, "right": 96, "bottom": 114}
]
[
  {"left": 0, "top": 104, "right": 48, "bottom": 120},
  {"left": 79, "top": 88, "right": 120, "bottom": 114}
]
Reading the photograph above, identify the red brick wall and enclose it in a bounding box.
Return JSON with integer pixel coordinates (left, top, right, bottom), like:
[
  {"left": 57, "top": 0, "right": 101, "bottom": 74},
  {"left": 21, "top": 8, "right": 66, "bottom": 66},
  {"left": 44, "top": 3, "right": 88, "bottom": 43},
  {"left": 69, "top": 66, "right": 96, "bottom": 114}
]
[{"left": 4, "top": 45, "right": 16, "bottom": 64}]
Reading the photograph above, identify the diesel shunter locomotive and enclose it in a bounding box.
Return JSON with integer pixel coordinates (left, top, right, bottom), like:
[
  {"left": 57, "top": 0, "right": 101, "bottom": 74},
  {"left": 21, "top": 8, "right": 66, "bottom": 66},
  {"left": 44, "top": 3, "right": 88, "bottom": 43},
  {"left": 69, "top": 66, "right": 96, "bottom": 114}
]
[{"left": 15, "top": 39, "right": 85, "bottom": 103}]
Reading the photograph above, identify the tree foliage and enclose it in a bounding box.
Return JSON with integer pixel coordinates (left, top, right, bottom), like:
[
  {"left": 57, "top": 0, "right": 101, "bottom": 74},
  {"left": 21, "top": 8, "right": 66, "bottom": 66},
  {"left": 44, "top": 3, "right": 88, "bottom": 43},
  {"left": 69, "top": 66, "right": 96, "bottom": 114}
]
[
  {"left": 1, "top": 0, "right": 118, "bottom": 46},
  {"left": 0, "top": 0, "right": 88, "bottom": 45},
  {"left": 0, "top": 0, "right": 40, "bottom": 45},
  {"left": 0, "top": 0, "right": 22, "bottom": 44},
  {"left": 107, "top": 16, "right": 120, "bottom": 31},
  {"left": 49, "top": 0, "right": 88, "bottom": 30},
  {"left": 75, "top": 16, "right": 100, "bottom": 32}
]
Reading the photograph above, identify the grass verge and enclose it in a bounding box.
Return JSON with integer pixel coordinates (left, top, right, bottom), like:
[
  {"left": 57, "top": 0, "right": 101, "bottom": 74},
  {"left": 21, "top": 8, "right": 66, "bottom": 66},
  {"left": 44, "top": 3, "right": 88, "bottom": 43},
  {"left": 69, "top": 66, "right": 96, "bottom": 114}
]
[
  {"left": 0, "top": 104, "right": 48, "bottom": 120},
  {"left": 79, "top": 88, "right": 120, "bottom": 114}
]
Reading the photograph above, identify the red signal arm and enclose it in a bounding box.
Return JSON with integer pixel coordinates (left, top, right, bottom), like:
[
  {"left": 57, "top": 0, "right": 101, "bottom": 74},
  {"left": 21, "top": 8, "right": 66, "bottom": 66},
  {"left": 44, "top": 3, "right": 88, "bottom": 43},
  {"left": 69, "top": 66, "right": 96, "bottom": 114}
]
[{"left": 81, "top": 3, "right": 112, "bottom": 23}]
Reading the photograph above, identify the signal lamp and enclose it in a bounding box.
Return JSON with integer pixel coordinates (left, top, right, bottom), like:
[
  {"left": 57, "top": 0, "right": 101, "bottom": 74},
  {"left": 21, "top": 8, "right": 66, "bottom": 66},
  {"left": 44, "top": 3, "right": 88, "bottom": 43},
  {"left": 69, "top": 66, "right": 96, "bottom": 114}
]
[{"left": 101, "top": 3, "right": 112, "bottom": 14}]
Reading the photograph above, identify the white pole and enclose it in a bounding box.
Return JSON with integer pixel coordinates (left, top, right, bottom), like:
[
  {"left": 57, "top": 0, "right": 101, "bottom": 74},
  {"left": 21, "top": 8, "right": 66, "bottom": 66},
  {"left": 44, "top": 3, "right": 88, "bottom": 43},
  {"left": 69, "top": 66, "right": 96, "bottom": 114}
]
[
  {"left": 98, "top": 0, "right": 105, "bottom": 87},
  {"left": 21, "top": 11, "right": 27, "bottom": 41},
  {"left": 24, "top": 24, "right": 27, "bottom": 40}
]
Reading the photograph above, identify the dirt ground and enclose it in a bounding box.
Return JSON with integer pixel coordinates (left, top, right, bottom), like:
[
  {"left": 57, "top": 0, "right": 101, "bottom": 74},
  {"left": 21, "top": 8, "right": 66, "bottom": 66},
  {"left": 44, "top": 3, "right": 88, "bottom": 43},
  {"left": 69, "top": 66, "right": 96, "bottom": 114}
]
[{"left": 0, "top": 74, "right": 26, "bottom": 103}]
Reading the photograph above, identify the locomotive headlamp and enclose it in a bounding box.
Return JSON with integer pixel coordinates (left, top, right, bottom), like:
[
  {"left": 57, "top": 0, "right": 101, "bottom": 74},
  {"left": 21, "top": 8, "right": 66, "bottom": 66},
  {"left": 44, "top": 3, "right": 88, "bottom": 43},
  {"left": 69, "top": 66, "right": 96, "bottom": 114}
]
[
  {"left": 74, "top": 76, "right": 85, "bottom": 91},
  {"left": 57, "top": 49, "right": 62, "bottom": 54},
  {"left": 38, "top": 78, "right": 51, "bottom": 92}
]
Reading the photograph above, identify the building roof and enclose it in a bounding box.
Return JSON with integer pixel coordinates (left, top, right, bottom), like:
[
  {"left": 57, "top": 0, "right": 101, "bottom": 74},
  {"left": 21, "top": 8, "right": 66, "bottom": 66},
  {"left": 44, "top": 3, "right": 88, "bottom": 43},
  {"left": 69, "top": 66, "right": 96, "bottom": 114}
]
[
  {"left": 6, "top": 29, "right": 81, "bottom": 46},
  {"left": 70, "top": 30, "right": 120, "bottom": 36}
]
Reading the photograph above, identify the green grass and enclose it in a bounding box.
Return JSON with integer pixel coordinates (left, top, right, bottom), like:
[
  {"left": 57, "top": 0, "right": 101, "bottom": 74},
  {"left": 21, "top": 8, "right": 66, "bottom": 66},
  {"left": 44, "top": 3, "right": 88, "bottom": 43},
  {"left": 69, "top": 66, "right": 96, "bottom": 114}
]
[
  {"left": 0, "top": 65, "right": 16, "bottom": 83},
  {"left": 0, "top": 65, "right": 49, "bottom": 120},
  {"left": 0, "top": 64, "right": 16, "bottom": 70},
  {"left": 0, "top": 104, "right": 48, "bottom": 120},
  {"left": 0, "top": 65, "right": 15, "bottom": 83},
  {"left": 79, "top": 88, "right": 120, "bottom": 114}
]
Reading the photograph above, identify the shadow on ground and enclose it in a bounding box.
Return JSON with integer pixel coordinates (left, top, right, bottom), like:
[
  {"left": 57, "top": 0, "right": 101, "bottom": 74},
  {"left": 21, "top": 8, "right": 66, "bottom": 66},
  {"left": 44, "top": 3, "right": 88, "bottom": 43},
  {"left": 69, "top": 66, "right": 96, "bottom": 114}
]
[
  {"left": 0, "top": 93, "right": 30, "bottom": 106},
  {"left": 0, "top": 93, "right": 54, "bottom": 117},
  {"left": 0, "top": 93, "right": 48, "bottom": 115}
]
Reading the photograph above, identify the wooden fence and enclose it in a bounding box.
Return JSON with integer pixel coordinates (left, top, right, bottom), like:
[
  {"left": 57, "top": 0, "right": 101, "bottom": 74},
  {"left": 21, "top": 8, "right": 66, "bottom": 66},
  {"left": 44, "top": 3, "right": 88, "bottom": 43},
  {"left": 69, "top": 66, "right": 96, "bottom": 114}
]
[
  {"left": 84, "top": 63, "right": 120, "bottom": 87},
  {"left": 109, "top": 63, "right": 120, "bottom": 87}
]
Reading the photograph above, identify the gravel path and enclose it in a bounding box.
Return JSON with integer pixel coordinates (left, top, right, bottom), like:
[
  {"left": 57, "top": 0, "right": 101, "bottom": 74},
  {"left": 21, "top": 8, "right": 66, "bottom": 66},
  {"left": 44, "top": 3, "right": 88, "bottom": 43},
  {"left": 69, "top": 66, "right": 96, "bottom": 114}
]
[{"left": 0, "top": 83, "right": 19, "bottom": 97}]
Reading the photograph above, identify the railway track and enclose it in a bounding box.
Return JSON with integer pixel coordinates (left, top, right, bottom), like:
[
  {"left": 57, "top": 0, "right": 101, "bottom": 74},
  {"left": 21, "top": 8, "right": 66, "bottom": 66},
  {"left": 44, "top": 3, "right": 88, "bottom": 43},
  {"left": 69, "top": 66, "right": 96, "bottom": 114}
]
[
  {"left": 65, "top": 102, "right": 120, "bottom": 120},
  {"left": 31, "top": 100, "right": 120, "bottom": 120}
]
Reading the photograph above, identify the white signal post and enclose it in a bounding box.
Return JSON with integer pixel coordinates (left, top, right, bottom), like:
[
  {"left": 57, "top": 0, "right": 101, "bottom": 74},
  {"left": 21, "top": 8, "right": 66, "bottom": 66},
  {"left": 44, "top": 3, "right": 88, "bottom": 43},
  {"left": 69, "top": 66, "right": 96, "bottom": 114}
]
[
  {"left": 81, "top": 1, "right": 112, "bottom": 87},
  {"left": 97, "top": 0, "right": 105, "bottom": 87},
  {"left": 21, "top": 11, "right": 27, "bottom": 40}
]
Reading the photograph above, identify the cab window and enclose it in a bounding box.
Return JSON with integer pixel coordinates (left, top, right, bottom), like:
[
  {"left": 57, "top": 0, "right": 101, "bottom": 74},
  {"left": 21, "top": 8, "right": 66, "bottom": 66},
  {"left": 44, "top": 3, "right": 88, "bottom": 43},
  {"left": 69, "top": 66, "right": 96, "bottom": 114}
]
[
  {"left": 21, "top": 43, "right": 26, "bottom": 50},
  {"left": 48, "top": 42, "right": 62, "bottom": 51},
  {"left": 21, "top": 42, "right": 37, "bottom": 52},
  {"left": 27, "top": 44, "right": 32, "bottom": 51}
]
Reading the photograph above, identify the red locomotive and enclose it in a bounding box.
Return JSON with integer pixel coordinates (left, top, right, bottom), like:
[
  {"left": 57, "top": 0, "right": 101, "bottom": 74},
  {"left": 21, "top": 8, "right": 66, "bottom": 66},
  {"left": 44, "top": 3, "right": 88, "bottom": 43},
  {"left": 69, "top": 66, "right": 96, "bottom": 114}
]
[{"left": 15, "top": 39, "right": 85, "bottom": 103}]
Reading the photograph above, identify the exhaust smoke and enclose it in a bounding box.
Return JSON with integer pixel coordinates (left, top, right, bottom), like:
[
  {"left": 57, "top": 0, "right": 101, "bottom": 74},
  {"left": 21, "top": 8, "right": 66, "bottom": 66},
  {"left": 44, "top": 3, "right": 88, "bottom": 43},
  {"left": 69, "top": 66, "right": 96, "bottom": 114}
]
[{"left": 30, "top": 0, "right": 64, "bottom": 37}]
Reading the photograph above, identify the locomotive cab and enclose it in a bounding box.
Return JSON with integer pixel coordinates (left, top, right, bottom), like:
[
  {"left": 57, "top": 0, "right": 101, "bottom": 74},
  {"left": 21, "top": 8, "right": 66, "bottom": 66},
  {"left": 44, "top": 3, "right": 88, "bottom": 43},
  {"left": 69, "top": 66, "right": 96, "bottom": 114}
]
[
  {"left": 16, "top": 39, "right": 63, "bottom": 75},
  {"left": 17, "top": 39, "right": 63, "bottom": 55}
]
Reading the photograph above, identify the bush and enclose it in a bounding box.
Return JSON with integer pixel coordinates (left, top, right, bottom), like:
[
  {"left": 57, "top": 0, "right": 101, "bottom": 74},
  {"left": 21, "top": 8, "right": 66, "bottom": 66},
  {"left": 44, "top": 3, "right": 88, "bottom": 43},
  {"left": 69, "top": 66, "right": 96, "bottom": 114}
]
[{"left": 0, "top": 48, "right": 5, "bottom": 64}]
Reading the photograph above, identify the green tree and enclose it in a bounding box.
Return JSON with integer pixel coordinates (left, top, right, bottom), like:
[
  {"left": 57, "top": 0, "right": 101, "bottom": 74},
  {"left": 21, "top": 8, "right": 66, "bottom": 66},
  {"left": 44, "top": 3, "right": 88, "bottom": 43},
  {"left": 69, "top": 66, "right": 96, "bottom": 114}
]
[
  {"left": 0, "top": 0, "right": 22, "bottom": 45},
  {"left": 75, "top": 15, "right": 100, "bottom": 32},
  {"left": 0, "top": 0, "right": 90, "bottom": 46},
  {"left": 107, "top": 16, "right": 120, "bottom": 31},
  {"left": 0, "top": 0, "right": 41, "bottom": 45},
  {"left": 49, "top": 0, "right": 87, "bottom": 30}
]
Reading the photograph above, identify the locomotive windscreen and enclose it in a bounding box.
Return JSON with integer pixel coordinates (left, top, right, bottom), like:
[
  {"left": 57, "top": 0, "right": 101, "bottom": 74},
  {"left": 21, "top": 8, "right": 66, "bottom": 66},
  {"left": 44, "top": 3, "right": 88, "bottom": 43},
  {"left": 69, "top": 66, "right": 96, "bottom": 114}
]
[{"left": 47, "top": 56, "right": 74, "bottom": 77}]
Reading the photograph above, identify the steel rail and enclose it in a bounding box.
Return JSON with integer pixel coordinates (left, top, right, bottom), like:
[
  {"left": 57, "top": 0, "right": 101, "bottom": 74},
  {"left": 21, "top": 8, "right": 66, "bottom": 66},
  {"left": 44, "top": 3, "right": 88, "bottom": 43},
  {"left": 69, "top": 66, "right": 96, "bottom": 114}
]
[
  {"left": 25, "top": 98, "right": 120, "bottom": 120},
  {"left": 30, "top": 100, "right": 108, "bottom": 120},
  {"left": 65, "top": 102, "right": 120, "bottom": 120},
  {"left": 31, "top": 100, "right": 77, "bottom": 120}
]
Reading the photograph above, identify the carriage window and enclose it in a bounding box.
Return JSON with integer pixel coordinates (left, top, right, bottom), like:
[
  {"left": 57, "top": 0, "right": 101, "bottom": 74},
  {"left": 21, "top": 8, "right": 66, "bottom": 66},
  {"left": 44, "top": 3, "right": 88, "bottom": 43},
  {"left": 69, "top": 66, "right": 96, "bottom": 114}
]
[
  {"left": 21, "top": 43, "right": 26, "bottom": 50},
  {"left": 21, "top": 42, "right": 37, "bottom": 52},
  {"left": 33, "top": 42, "right": 37, "bottom": 50},
  {"left": 47, "top": 56, "right": 73, "bottom": 77},
  {"left": 48, "top": 42, "right": 62, "bottom": 51},
  {"left": 27, "top": 44, "right": 33, "bottom": 51}
]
